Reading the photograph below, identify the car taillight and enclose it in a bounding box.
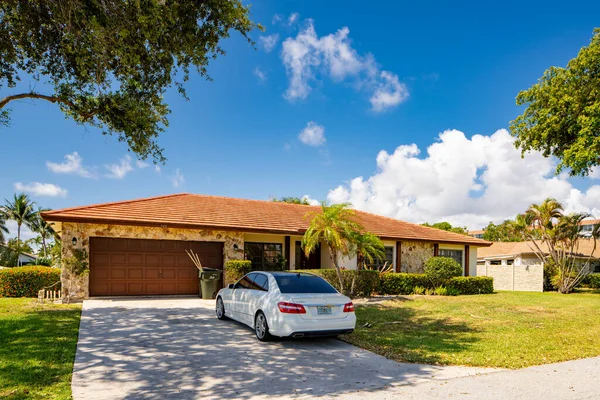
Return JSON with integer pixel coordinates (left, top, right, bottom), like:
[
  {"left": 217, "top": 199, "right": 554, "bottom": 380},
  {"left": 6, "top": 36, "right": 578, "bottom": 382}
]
[
  {"left": 277, "top": 302, "right": 307, "bottom": 314},
  {"left": 343, "top": 302, "right": 355, "bottom": 312}
]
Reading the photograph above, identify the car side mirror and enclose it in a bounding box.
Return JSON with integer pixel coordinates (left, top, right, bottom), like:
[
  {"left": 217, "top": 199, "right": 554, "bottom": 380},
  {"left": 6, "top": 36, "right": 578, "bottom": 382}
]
[{"left": 228, "top": 283, "right": 235, "bottom": 289}]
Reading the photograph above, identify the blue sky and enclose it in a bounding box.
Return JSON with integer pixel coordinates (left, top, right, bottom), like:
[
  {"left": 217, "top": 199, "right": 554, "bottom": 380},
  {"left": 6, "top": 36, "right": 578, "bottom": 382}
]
[{"left": 2, "top": 0, "right": 600, "bottom": 235}]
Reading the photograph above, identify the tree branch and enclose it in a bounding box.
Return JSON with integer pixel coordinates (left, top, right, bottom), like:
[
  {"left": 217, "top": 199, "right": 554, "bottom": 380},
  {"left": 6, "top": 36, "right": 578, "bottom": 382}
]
[
  {"left": 0, "top": 92, "right": 74, "bottom": 109},
  {"left": 0, "top": 92, "right": 98, "bottom": 121}
]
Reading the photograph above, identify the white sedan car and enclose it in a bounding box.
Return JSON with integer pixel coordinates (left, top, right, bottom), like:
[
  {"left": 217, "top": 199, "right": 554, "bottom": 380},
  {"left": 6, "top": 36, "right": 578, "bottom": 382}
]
[{"left": 215, "top": 271, "right": 356, "bottom": 341}]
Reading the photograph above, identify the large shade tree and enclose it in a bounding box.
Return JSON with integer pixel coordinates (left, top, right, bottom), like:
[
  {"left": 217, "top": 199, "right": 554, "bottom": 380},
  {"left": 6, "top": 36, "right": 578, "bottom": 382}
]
[
  {"left": 521, "top": 198, "right": 599, "bottom": 293},
  {"left": 0, "top": 1, "right": 260, "bottom": 162},
  {"left": 510, "top": 29, "right": 600, "bottom": 177},
  {"left": 2, "top": 193, "right": 36, "bottom": 265},
  {"left": 302, "top": 203, "right": 364, "bottom": 294}
]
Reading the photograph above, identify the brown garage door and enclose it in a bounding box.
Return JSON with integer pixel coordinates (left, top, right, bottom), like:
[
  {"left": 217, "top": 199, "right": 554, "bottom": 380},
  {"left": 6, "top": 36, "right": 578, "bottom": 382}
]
[{"left": 89, "top": 237, "right": 224, "bottom": 296}]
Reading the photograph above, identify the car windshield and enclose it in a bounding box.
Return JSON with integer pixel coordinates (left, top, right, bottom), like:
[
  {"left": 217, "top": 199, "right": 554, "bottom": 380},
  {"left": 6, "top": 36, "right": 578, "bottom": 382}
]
[{"left": 274, "top": 274, "right": 338, "bottom": 294}]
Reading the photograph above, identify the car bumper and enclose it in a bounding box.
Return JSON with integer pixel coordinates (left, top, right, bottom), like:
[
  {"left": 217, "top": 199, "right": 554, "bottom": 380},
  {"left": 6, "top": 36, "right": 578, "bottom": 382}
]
[{"left": 269, "top": 313, "right": 356, "bottom": 337}]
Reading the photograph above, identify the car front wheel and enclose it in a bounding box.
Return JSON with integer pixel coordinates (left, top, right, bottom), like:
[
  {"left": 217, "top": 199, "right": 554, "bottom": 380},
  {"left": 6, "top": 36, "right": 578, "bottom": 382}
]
[
  {"left": 254, "top": 311, "right": 272, "bottom": 342},
  {"left": 216, "top": 297, "right": 227, "bottom": 320}
]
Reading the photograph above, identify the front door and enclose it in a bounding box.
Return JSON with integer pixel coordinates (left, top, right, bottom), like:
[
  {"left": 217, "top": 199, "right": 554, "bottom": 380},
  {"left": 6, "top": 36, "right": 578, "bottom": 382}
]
[{"left": 295, "top": 241, "right": 321, "bottom": 269}]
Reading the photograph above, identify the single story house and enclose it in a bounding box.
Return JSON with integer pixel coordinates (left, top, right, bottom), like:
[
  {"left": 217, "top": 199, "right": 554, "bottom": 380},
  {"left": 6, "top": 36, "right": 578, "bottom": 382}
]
[
  {"left": 477, "top": 240, "right": 600, "bottom": 270},
  {"left": 0, "top": 244, "right": 38, "bottom": 266},
  {"left": 476, "top": 240, "right": 599, "bottom": 292},
  {"left": 41, "top": 193, "right": 491, "bottom": 299}
]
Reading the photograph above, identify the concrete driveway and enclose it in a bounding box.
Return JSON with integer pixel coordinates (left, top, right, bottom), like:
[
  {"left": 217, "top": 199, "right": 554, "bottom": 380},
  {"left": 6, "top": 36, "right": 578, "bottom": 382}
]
[{"left": 72, "top": 298, "right": 492, "bottom": 399}]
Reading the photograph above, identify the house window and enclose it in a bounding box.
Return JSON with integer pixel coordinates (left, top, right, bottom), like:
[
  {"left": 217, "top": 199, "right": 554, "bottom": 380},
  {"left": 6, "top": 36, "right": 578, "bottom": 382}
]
[
  {"left": 365, "top": 246, "right": 394, "bottom": 269},
  {"left": 439, "top": 249, "right": 463, "bottom": 267},
  {"left": 244, "top": 242, "right": 283, "bottom": 271},
  {"left": 507, "top": 259, "right": 514, "bottom": 265},
  {"left": 490, "top": 260, "right": 501, "bottom": 265}
]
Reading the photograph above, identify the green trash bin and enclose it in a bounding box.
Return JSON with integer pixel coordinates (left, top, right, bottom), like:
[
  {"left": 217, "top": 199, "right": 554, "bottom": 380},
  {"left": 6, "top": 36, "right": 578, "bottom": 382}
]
[{"left": 199, "top": 268, "right": 222, "bottom": 299}]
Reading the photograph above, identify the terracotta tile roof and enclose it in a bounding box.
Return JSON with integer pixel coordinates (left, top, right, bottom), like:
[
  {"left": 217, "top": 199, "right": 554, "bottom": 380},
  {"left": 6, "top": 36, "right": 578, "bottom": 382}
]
[
  {"left": 581, "top": 219, "right": 600, "bottom": 226},
  {"left": 41, "top": 193, "right": 491, "bottom": 246},
  {"left": 477, "top": 240, "right": 600, "bottom": 259}
]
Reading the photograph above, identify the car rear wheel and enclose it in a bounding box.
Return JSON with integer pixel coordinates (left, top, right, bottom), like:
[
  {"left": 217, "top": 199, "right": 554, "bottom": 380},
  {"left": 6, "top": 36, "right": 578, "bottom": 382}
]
[
  {"left": 216, "top": 297, "right": 227, "bottom": 320},
  {"left": 255, "top": 311, "right": 272, "bottom": 342}
]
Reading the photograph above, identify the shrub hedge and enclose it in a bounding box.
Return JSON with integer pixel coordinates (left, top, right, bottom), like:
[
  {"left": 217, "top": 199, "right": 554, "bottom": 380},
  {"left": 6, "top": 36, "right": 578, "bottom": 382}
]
[
  {"left": 379, "top": 273, "right": 430, "bottom": 295},
  {"left": 446, "top": 276, "right": 494, "bottom": 295},
  {"left": 224, "top": 260, "right": 252, "bottom": 285},
  {"left": 0, "top": 266, "right": 61, "bottom": 297},
  {"left": 424, "top": 256, "right": 462, "bottom": 287},
  {"left": 291, "top": 269, "right": 380, "bottom": 298},
  {"left": 582, "top": 273, "right": 600, "bottom": 289},
  {"left": 379, "top": 273, "right": 494, "bottom": 295}
]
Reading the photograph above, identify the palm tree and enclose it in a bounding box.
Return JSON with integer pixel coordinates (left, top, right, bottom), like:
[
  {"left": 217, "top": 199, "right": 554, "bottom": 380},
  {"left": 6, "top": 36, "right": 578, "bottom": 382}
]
[
  {"left": 3, "top": 193, "right": 36, "bottom": 265},
  {"left": 521, "top": 198, "right": 599, "bottom": 293},
  {"left": 0, "top": 208, "right": 8, "bottom": 244},
  {"left": 29, "top": 208, "right": 56, "bottom": 258},
  {"left": 352, "top": 231, "right": 385, "bottom": 270},
  {"left": 302, "top": 202, "right": 363, "bottom": 294}
]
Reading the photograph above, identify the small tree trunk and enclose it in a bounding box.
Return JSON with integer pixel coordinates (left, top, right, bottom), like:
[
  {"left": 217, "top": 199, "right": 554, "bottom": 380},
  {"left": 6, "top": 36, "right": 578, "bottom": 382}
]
[
  {"left": 16, "top": 224, "right": 21, "bottom": 266},
  {"left": 42, "top": 236, "right": 47, "bottom": 259},
  {"left": 331, "top": 248, "right": 345, "bottom": 295}
]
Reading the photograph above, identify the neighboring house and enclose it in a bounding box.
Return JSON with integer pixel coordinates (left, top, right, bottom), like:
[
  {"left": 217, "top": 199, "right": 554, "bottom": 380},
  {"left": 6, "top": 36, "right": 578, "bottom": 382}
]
[
  {"left": 0, "top": 244, "right": 37, "bottom": 266},
  {"left": 580, "top": 219, "right": 599, "bottom": 237},
  {"left": 468, "top": 230, "right": 484, "bottom": 239},
  {"left": 469, "top": 219, "right": 598, "bottom": 240},
  {"left": 477, "top": 240, "right": 600, "bottom": 270},
  {"left": 476, "top": 240, "right": 599, "bottom": 292},
  {"left": 41, "top": 193, "right": 491, "bottom": 299}
]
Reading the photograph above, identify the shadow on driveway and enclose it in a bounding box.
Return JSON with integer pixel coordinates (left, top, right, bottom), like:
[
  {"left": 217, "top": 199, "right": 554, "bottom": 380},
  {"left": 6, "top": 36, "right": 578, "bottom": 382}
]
[{"left": 73, "top": 298, "right": 490, "bottom": 400}]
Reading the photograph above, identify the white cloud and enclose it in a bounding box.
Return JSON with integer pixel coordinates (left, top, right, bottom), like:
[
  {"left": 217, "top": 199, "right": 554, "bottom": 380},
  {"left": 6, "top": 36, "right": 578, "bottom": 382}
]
[
  {"left": 253, "top": 67, "right": 267, "bottom": 83},
  {"left": 327, "top": 129, "right": 600, "bottom": 229},
  {"left": 14, "top": 182, "right": 67, "bottom": 197},
  {"left": 272, "top": 14, "right": 282, "bottom": 24},
  {"left": 136, "top": 160, "right": 150, "bottom": 169},
  {"left": 288, "top": 12, "right": 299, "bottom": 25},
  {"left": 105, "top": 155, "right": 134, "bottom": 179},
  {"left": 154, "top": 165, "right": 161, "bottom": 173},
  {"left": 171, "top": 169, "right": 185, "bottom": 188},
  {"left": 281, "top": 20, "right": 408, "bottom": 111},
  {"left": 302, "top": 195, "right": 320, "bottom": 206},
  {"left": 298, "top": 121, "right": 326, "bottom": 147},
  {"left": 370, "top": 71, "right": 409, "bottom": 112},
  {"left": 46, "top": 152, "right": 95, "bottom": 178},
  {"left": 4, "top": 220, "right": 37, "bottom": 242},
  {"left": 259, "top": 34, "right": 279, "bottom": 52}
]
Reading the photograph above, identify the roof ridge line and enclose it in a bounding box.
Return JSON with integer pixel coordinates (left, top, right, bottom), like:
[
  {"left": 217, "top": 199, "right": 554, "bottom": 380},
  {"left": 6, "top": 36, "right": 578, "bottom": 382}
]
[
  {"left": 187, "top": 193, "right": 322, "bottom": 209},
  {"left": 42, "top": 193, "right": 189, "bottom": 216},
  {"left": 352, "top": 208, "right": 492, "bottom": 244}
]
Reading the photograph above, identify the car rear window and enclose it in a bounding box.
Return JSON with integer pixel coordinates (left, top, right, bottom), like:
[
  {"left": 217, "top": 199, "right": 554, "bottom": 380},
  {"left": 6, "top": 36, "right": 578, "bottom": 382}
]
[{"left": 274, "top": 274, "right": 338, "bottom": 294}]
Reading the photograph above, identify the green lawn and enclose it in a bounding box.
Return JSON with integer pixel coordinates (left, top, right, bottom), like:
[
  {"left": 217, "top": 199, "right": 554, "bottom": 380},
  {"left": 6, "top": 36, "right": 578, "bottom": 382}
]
[
  {"left": 0, "top": 298, "right": 81, "bottom": 400},
  {"left": 342, "top": 291, "right": 600, "bottom": 369}
]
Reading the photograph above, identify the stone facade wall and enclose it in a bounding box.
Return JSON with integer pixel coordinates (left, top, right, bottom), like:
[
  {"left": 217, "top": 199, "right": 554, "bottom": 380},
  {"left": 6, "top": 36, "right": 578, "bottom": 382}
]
[
  {"left": 400, "top": 240, "right": 434, "bottom": 273},
  {"left": 476, "top": 264, "right": 543, "bottom": 292},
  {"left": 61, "top": 222, "right": 245, "bottom": 300}
]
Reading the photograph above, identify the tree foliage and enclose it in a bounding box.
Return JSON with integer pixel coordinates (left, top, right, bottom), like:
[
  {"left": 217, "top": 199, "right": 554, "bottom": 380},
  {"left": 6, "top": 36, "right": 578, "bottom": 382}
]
[
  {"left": 302, "top": 203, "right": 363, "bottom": 294},
  {"left": 2, "top": 193, "right": 36, "bottom": 263},
  {"left": 0, "top": 1, "right": 260, "bottom": 162},
  {"left": 272, "top": 197, "right": 311, "bottom": 205},
  {"left": 0, "top": 208, "right": 8, "bottom": 244},
  {"left": 510, "top": 29, "right": 600, "bottom": 176},
  {"left": 350, "top": 231, "right": 385, "bottom": 270},
  {"left": 422, "top": 221, "right": 468, "bottom": 235},
  {"left": 482, "top": 217, "right": 531, "bottom": 242}
]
